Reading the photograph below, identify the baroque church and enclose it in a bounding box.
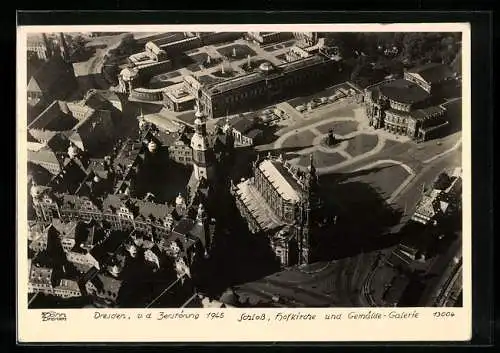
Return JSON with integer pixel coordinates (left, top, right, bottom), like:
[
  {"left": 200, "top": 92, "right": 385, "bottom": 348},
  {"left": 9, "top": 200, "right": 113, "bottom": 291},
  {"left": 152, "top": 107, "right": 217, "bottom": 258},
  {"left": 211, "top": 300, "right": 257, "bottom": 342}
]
[{"left": 231, "top": 153, "right": 331, "bottom": 267}]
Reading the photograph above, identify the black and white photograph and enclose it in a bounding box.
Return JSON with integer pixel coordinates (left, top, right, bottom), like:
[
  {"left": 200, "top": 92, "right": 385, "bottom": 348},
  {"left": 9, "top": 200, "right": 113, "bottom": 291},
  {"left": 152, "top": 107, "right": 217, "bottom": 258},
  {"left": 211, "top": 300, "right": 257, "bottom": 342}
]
[{"left": 17, "top": 23, "right": 472, "bottom": 342}]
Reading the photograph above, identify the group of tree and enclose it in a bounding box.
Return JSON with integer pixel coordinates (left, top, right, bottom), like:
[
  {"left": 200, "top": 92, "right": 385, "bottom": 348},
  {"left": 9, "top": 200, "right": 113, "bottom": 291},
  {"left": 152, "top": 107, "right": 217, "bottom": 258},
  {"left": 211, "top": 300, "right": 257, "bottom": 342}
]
[{"left": 322, "top": 32, "right": 461, "bottom": 88}]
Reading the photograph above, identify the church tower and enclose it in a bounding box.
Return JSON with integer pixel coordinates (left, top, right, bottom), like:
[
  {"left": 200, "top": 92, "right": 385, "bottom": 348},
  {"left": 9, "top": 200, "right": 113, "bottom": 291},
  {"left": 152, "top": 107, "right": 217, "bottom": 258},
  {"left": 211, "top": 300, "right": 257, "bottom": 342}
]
[
  {"left": 196, "top": 202, "right": 211, "bottom": 255},
  {"left": 190, "top": 100, "right": 215, "bottom": 183},
  {"left": 299, "top": 154, "right": 323, "bottom": 264}
]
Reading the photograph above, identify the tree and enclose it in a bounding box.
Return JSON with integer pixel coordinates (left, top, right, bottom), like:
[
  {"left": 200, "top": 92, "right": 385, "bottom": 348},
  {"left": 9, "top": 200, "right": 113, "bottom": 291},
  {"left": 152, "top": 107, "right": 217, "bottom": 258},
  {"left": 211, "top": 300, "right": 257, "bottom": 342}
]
[{"left": 433, "top": 173, "right": 452, "bottom": 190}]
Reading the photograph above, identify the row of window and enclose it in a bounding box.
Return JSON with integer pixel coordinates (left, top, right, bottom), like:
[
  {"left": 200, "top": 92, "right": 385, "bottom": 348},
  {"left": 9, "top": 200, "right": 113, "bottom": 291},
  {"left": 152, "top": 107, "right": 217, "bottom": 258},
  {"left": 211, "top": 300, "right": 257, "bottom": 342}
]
[{"left": 216, "top": 67, "right": 327, "bottom": 106}]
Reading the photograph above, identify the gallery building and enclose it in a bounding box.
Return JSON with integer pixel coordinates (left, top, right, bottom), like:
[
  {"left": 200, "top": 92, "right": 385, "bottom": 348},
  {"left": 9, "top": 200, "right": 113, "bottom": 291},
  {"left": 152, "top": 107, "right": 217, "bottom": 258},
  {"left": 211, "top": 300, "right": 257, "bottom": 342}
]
[{"left": 197, "top": 52, "right": 343, "bottom": 118}]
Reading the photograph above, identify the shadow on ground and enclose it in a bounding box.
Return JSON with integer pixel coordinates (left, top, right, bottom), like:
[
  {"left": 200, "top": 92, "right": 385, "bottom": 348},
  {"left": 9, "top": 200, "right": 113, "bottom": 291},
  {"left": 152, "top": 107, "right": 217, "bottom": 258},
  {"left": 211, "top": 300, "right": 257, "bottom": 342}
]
[{"left": 317, "top": 169, "right": 404, "bottom": 260}]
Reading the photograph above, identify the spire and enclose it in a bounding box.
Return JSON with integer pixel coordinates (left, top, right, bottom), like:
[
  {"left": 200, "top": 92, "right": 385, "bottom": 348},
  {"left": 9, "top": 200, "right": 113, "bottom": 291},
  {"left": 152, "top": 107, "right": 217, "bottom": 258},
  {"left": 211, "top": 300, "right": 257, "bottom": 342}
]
[
  {"left": 196, "top": 202, "right": 206, "bottom": 224},
  {"left": 308, "top": 153, "right": 316, "bottom": 176},
  {"left": 195, "top": 100, "right": 203, "bottom": 118}
]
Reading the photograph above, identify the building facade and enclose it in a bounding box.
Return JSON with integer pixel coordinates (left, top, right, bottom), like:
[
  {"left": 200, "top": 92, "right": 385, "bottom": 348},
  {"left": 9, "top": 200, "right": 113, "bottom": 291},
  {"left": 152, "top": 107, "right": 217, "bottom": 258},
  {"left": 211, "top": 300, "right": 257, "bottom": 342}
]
[
  {"left": 247, "top": 32, "right": 294, "bottom": 45},
  {"left": 198, "top": 53, "right": 343, "bottom": 118}
]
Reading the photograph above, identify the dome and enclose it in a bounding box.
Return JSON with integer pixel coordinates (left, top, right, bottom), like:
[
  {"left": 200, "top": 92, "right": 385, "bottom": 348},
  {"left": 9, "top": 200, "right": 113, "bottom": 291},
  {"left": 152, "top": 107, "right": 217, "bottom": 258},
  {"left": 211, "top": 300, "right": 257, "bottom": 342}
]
[
  {"left": 93, "top": 175, "right": 100, "bottom": 183},
  {"left": 175, "top": 193, "right": 185, "bottom": 206},
  {"left": 147, "top": 140, "right": 158, "bottom": 153},
  {"left": 68, "top": 145, "right": 79, "bottom": 159},
  {"left": 259, "top": 61, "right": 274, "bottom": 72},
  {"left": 194, "top": 117, "right": 203, "bottom": 126}
]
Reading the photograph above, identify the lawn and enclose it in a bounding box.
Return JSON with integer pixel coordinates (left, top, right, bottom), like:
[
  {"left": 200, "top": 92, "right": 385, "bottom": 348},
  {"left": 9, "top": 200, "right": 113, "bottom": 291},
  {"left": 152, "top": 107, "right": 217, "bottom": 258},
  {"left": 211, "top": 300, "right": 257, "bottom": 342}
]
[
  {"left": 344, "top": 134, "right": 379, "bottom": 157},
  {"left": 281, "top": 130, "right": 316, "bottom": 149},
  {"left": 212, "top": 68, "right": 240, "bottom": 79},
  {"left": 216, "top": 44, "right": 257, "bottom": 61},
  {"left": 238, "top": 58, "right": 271, "bottom": 73},
  {"left": 315, "top": 120, "right": 359, "bottom": 136},
  {"left": 297, "top": 150, "right": 346, "bottom": 169},
  {"left": 198, "top": 75, "right": 224, "bottom": 85}
]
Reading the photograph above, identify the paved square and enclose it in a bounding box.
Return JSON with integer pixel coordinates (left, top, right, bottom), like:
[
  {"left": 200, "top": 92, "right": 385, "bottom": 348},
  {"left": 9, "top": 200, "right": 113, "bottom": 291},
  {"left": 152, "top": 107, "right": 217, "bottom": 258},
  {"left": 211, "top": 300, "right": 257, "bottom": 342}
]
[
  {"left": 315, "top": 120, "right": 359, "bottom": 135},
  {"left": 297, "top": 151, "right": 346, "bottom": 168},
  {"left": 344, "top": 134, "right": 379, "bottom": 158}
]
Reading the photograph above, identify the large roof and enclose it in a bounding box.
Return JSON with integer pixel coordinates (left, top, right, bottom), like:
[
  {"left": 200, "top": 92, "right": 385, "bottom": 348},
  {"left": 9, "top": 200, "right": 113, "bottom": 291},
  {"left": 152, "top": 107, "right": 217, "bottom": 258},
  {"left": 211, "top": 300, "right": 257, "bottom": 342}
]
[
  {"left": 234, "top": 178, "right": 284, "bottom": 232},
  {"left": 259, "top": 159, "right": 302, "bottom": 203},
  {"left": 379, "top": 79, "right": 430, "bottom": 105},
  {"left": 28, "top": 146, "right": 61, "bottom": 166},
  {"left": 205, "top": 54, "right": 333, "bottom": 95},
  {"left": 28, "top": 54, "right": 75, "bottom": 94},
  {"left": 407, "top": 62, "right": 455, "bottom": 84},
  {"left": 410, "top": 105, "right": 446, "bottom": 121},
  {"left": 29, "top": 265, "right": 54, "bottom": 286},
  {"left": 28, "top": 100, "right": 79, "bottom": 131}
]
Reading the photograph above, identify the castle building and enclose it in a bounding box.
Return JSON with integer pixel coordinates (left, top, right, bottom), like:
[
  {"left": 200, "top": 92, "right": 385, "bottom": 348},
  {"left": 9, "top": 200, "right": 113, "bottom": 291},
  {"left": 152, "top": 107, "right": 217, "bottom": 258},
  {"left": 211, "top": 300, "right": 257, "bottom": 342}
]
[{"left": 230, "top": 154, "right": 327, "bottom": 267}]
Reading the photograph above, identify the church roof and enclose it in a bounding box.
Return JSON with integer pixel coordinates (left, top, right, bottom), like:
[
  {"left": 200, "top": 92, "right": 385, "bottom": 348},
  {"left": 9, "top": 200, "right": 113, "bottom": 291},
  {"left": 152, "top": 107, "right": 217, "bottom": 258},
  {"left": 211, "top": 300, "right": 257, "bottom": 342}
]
[
  {"left": 234, "top": 178, "right": 284, "bottom": 231},
  {"left": 259, "top": 159, "right": 302, "bottom": 203}
]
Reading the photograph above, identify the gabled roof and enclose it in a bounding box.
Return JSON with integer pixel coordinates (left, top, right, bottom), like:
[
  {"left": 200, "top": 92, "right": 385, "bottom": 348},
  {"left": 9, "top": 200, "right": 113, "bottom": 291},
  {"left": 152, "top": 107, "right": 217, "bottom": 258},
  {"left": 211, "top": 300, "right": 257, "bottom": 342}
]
[
  {"left": 29, "top": 265, "right": 54, "bottom": 286},
  {"left": 28, "top": 55, "right": 75, "bottom": 94},
  {"left": 28, "top": 146, "right": 61, "bottom": 166},
  {"left": 259, "top": 159, "right": 302, "bottom": 203}
]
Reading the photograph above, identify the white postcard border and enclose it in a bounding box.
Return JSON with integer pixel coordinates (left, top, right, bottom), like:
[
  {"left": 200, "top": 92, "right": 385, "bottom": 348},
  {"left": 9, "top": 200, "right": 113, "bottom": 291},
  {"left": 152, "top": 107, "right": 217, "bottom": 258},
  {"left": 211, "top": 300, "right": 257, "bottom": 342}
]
[{"left": 17, "top": 23, "right": 472, "bottom": 343}]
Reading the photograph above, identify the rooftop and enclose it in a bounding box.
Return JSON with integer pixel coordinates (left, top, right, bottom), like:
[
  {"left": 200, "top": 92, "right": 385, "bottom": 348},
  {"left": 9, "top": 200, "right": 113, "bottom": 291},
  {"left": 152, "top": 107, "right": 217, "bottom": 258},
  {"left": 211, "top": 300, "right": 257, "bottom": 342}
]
[
  {"left": 28, "top": 100, "right": 79, "bottom": 131},
  {"left": 29, "top": 265, "right": 54, "bottom": 286},
  {"left": 143, "top": 112, "right": 184, "bottom": 134},
  {"left": 259, "top": 159, "right": 302, "bottom": 203},
  {"left": 234, "top": 178, "right": 284, "bottom": 232},
  {"left": 27, "top": 54, "right": 75, "bottom": 95},
  {"left": 410, "top": 105, "right": 446, "bottom": 121},
  {"left": 379, "top": 79, "right": 430, "bottom": 105},
  {"left": 205, "top": 54, "right": 333, "bottom": 95},
  {"left": 407, "top": 62, "right": 455, "bottom": 84}
]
